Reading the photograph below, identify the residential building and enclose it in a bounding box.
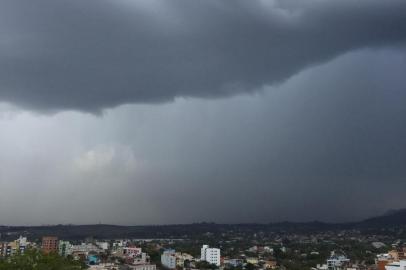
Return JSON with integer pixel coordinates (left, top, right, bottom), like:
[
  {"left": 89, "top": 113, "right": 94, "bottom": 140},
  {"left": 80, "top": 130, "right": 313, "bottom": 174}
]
[
  {"left": 42, "top": 236, "right": 59, "bottom": 254},
  {"left": 312, "top": 253, "right": 350, "bottom": 270},
  {"left": 133, "top": 252, "right": 150, "bottom": 265},
  {"left": 124, "top": 246, "right": 142, "bottom": 258},
  {"left": 70, "top": 243, "right": 103, "bottom": 254},
  {"left": 246, "top": 257, "right": 259, "bottom": 265},
  {"left": 2, "top": 242, "right": 17, "bottom": 256},
  {"left": 224, "top": 259, "right": 243, "bottom": 267},
  {"left": 385, "top": 260, "right": 406, "bottom": 270},
  {"left": 265, "top": 260, "right": 278, "bottom": 269},
  {"left": 161, "top": 249, "right": 177, "bottom": 269},
  {"left": 201, "top": 245, "right": 221, "bottom": 266},
  {"left": 88, "top": 263, "right": 119, "bottom": 270},
  {"left": 174, "top": 252, "right": 193, "bottom": 267},
  {"left": 376, "top": 253, "right": 394, "bottom": 270},
  {"left": 96, "top": 241, "right": 110, "bottom": 251},
  {"left": 326, "top": 254, "right": 350, "bottom": 270},
  {"left": 388, "top": 249, "right": 406, "bottom": 261},
  {"left": 16, "top": 236, "right": 28, "bottom": 254},
  {"left": 59, "top": 240, "right": 72, "bottom": 257},
  {"left": 129, "top": 264, "right": 157, "bottom": 270}
]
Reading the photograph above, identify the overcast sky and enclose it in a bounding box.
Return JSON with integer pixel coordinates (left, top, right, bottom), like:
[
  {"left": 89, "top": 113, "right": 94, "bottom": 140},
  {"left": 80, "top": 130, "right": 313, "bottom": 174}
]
[{"left": 0, "top": 0, "right": 405, "bottom": 225}]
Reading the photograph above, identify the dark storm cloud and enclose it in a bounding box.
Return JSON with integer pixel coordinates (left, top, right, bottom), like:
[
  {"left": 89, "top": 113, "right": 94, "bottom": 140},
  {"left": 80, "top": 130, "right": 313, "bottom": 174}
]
[
  {"left": 0, "top": 48, "right": 405, "bottom": 224},
  {"left": 0, "top": 0, "right": 405, "bottom": 112}
]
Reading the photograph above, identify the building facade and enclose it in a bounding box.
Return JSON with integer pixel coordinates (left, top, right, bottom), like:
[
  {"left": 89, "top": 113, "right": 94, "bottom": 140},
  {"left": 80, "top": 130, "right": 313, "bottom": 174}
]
[
  {"left": 161, "top": 249, "right": 177, "bottom": 269},
  {"left": 130, "top": 264, "right": 157, "bottom": 270},
  {"left": 59, "top": 240, "right": 72, "bottom": 257},
  {"left": 42, "top": 236, "right": 59, "bottom": 254},
  {"left": 201, "top": 245, "right": 221, "bottom": 266},
  {"left": 385, "top": 260, "right": 406, "bottom": 270}
]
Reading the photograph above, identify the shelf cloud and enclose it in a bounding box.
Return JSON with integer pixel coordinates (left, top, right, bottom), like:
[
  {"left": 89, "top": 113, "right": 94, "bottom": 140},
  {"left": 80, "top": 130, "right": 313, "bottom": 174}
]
[{"left": 0, "top": 0, "right": 405, "bottom": 112}]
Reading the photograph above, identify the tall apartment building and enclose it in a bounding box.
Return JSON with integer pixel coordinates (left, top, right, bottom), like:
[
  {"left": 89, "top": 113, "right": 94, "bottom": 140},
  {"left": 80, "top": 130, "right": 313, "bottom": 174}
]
[
  {"left": 201, "top": 245, "right": 221, "bottom": 266},
  {"left": 16, "top": 236, "right": 28, "bottom": 254},
  {"left": 42, "top": 236, "right": 59, "bottom": 254},
  {"left": 0, "top": 242, "right": 13, "bottom": 257},
  {"left": 0, "top": 237, "right": 29, "bottom": 257},
  {"left": 161, "top": 249, "right": 177, "bottom": 269},
  {"left": 59, "top": 240, "right": 72, "bottom": 257}
]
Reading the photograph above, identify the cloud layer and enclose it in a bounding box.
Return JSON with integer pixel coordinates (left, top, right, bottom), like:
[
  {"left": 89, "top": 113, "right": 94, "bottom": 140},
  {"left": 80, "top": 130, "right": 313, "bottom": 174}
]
[
  {"left": 0, "top": 0, "right": 405, "bottom": 112},
  {"left": 0, "top": 1, "right": 405, "bottom": 225},
  {"left": 0, "top": 47, "right": 405, "bottom": 225}
]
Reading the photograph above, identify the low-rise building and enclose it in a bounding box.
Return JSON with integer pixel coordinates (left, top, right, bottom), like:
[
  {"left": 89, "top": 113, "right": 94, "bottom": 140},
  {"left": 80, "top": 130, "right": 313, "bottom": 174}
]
[
  {"left": 263, "top": 260, "right": 277, "bottom": 269},
  {"left": 327, "top": 254, "right": 350, "bottom": 270},
  {"left": 312, "top": 253, "right": 350, "bottom": 270},
  {"left": 175, "top": 252, "right": 193, "bottom": 267},
  {"left": 385, "top": 260, "right": 406, "bottom": 270},
  {"left": 133, "top": 252, "right": 150, "bottom": 265},
  {"left": 224, "top": 258, "right": 243, "bottom": 267},
  {"left": 161, "top": 249, "right": 194, "bottom": 269},
  {"left": 376, "top": 253, "right": 394, "bottom": 270},
  {"left": 96, "top": 242, "right": 110, "bottom": 251},
  {"left": 129, "top": 264, "right": 157, "bottom": 270},
  {"left": 88, "top": 263, "right": 119, "bottom": 270},
  {"left": 246, "top": 257, "right": 259, "bottom": 265},
  {"left": 124, "top": 246, "right": 142, "bottom": 258}
]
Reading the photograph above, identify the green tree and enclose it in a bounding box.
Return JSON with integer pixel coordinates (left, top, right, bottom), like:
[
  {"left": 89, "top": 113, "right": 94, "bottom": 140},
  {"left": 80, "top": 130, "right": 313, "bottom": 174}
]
[{"left": 0, "top": 249, "right": 88, "bottom": 270}]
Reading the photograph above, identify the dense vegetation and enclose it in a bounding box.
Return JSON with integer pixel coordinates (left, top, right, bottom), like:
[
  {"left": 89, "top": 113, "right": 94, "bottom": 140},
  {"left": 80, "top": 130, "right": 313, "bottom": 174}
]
[
  {"left": 2, "top": 208, "right": 406, "bottom": 241},
  {"left": 0, "top": 250, "right": 87, "bottom": 270}
]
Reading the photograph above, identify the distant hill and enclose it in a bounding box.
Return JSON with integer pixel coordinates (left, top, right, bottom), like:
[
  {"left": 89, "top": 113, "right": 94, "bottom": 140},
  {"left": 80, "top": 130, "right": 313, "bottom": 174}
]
[
  {"left": 1, "top": 209, "right": 406, "bottom": 241},
  {"left": 359, "top": 208, "right": 406, "bottom": 227},
  {"left": 0, "top": 222, "right": 343, "bottom": 241}
]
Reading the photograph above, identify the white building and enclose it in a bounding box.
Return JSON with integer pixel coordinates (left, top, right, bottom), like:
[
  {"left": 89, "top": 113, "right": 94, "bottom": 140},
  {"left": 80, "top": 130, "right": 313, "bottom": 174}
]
[
  {"left": 129, "top": 264, "right": 157, "bottom": 270},
  {"left": 161, "top": 249, "right": 177, "bottom": 269},
  {"left": 326, "top": 254, "right": 350, "bottom": 270},
  {"left": 201, "top": 245, "right": 221, "bottom": 266},
  {"left": 385, "top": 260, "right": 406, "bottom": 270},
  {"left": 59, "top": 241, "right": 72, "bottom": 257},
  {"left": 16, "top": 236, "right": 28, "bottom": 253},
  {"left": 96, "top": 241, "right": 110, "bottom": 251},
  {"left": 67, "top": 242, "right": 103, "bottom": 258},
  {"left": 312, "top": 253, "right": 350, "bottom": 270},
  {"left": 372, "top": 242, "right": 386, "bottom": 249}
]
